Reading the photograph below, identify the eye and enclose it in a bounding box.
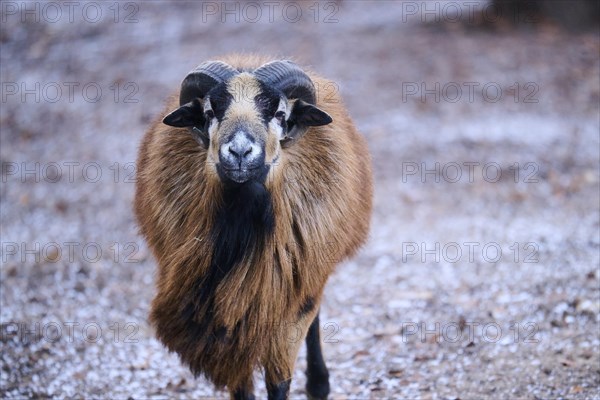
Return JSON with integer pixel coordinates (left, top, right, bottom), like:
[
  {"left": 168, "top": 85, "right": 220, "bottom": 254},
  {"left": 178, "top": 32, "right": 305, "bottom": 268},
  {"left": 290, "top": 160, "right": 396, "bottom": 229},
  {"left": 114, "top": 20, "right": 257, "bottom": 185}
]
[
  {"left": 205, "top": 109, "right": 215, "bottom": 120},
  {"left": 275, "top": 111, "right": 285, "bottom": 122}
]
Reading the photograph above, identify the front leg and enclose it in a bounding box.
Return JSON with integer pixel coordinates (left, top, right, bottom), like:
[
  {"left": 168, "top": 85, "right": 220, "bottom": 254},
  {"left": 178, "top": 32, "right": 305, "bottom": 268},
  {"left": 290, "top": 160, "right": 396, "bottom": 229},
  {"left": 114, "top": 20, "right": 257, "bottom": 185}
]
[
  {"left": 305, "top": 311, "right": 330, "bottom": 400},
  {"left": 263, "top": 313, "right": 315, "bottom": 400},
  {"left": 231, "top": 388, "right": 255, "bottom": 400},
  {"left": 266, "top": 378, "right": 291, "bottom": 400},
  {"left": 264, "top": 350, "right": 293, "bottom": 400},
  {"left": 230, "top": 375, "right": 255, "bottom": 400}
]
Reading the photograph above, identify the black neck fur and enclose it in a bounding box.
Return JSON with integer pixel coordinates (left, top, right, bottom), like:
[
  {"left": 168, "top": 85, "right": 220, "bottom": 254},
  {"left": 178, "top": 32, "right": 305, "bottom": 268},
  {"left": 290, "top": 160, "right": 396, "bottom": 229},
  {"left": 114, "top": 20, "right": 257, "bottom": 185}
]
[
  {"left": 195, "top": 181, "right": 275, "bottom": 309},
  {"left": 212, "top": 180, "right": 275, "bottom": 272}
]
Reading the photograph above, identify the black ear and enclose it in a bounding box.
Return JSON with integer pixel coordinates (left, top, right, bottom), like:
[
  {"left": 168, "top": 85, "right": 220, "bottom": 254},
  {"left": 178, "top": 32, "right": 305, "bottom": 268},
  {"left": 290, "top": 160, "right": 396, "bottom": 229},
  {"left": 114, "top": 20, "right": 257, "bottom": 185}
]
[
  {"left": 283, "top": 100, "right": 332, "bottom": 147},
  {"left": 290, "top": 100, "right": 333, "bottom": 127},
  {"left": 162, "top": 98, "right": 205, "bottom": 128}
]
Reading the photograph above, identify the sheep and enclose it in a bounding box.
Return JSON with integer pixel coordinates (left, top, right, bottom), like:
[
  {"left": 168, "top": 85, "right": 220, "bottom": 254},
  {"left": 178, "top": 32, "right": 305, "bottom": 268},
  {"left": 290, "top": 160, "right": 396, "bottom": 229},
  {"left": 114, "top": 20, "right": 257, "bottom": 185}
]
[{"left": 134, "top": 54, "right": 373, "bottom": 400}]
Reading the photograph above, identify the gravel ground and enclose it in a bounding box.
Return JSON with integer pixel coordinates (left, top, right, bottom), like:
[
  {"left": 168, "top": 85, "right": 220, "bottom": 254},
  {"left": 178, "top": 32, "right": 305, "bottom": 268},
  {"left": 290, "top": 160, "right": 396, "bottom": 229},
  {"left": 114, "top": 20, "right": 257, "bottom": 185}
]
[{"left": 1, "top": 1, "right": 599, "bottom": 399}]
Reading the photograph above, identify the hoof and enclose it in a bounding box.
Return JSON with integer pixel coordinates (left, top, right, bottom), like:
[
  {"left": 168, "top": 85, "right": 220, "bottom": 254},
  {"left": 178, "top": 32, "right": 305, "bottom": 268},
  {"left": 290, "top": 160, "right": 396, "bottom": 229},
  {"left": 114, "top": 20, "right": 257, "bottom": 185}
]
[{"left": 306, "top": 378, "right": 330, "bottom": 400}]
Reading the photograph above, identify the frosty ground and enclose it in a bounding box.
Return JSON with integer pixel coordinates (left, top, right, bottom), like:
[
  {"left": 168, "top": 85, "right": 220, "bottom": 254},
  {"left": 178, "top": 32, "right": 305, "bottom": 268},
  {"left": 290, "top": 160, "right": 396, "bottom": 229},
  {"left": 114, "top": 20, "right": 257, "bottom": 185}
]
[{"left": 1, "top": 2, "right": 599, "bottom": 399}]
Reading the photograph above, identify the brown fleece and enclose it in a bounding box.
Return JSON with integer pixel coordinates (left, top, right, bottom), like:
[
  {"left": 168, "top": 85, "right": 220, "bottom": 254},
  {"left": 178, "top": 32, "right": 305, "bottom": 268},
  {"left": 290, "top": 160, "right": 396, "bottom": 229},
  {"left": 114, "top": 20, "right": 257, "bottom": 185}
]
[{"left": 134, "top": 54, "right": 373, "bottom": 393}]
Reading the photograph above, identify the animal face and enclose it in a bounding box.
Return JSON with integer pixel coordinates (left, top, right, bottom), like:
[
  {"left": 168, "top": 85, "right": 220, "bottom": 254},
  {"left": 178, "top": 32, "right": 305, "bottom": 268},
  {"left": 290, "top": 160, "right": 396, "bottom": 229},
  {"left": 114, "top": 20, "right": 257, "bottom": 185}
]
[
  {"left": 162, "top": 61, "right": 333, "bottom": 185},
  {"left": 206, "top": 74, "right": 284, "bottom": 184}
]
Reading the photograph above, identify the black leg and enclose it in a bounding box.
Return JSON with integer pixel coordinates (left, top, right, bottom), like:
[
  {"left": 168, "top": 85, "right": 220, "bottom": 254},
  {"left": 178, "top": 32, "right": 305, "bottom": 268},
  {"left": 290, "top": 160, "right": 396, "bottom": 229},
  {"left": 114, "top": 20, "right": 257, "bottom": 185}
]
[
  {"left": 266, "top": 378, "right": 291, "bottom": 400},
  {"left": 305, "top": 311, "right": 330, "bottom": 400},
  {"left": 231, "top": 389, "right": 256, "bottom": 400},
  {"left": 232, "top": 388, "right": 255, "bottom": 400},
  {"left": 231, "top": 376, "right": 255, "bottom": 400}
]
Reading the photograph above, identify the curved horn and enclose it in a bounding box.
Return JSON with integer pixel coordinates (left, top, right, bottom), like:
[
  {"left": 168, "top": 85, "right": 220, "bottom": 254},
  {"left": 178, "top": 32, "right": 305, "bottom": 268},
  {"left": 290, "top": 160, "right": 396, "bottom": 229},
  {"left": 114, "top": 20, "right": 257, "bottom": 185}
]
[
  {"left": 179, "top": 61, "right": 238, "bottom": 105},
  {"left": 253, "top": 60, "right": 316, "bottom": 104}
]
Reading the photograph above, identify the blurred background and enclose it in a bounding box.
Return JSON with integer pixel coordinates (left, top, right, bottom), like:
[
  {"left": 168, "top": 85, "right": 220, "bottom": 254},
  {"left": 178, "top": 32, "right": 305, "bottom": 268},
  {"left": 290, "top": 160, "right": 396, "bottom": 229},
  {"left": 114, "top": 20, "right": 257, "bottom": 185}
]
[{"left": 1, "top": 1, "right": 599, "bottom": 398}]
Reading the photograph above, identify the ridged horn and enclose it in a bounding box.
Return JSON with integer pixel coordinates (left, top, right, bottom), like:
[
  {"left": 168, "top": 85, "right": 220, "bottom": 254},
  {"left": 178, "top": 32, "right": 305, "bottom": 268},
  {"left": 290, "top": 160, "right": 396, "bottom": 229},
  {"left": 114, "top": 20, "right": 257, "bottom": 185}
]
[
  {"left": 179, "top": 61, "right": 238, "bottom": 106},
  {"left": 253, "top": 60, "right": 316, "bottom": 104}
]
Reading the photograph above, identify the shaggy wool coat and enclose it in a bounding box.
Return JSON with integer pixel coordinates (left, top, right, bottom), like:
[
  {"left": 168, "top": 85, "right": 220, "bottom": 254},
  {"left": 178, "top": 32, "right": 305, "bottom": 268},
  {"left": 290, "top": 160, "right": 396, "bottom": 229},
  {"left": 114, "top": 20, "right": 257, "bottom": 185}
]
[{"left": 135, "top": 55, "right": 373, "bottom": 391}]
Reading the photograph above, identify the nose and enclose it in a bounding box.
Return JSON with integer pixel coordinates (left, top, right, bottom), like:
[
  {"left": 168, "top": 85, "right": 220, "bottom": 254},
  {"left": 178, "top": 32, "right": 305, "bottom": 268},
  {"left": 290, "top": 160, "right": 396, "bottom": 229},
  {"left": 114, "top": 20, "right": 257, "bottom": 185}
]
[
  {"left": 220, "top": 131, "right": 262, "bottom": 170},
  {"left": 228, "top": 141, "right": 253, "bottom": 162}
]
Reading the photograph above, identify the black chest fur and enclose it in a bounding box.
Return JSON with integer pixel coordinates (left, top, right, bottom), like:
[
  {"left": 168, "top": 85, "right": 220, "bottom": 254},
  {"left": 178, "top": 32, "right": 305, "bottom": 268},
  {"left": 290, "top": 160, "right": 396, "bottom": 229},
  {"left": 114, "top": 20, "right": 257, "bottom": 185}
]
[{"left": 182, "top": 181, "right": 275, "bottom": 334}]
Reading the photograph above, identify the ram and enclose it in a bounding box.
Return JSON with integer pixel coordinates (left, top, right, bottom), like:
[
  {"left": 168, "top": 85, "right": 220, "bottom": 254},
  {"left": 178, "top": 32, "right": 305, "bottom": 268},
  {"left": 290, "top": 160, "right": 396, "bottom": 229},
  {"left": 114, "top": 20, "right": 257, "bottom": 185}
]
[{"left": 135, "top": 54, "right": 373, "bottom": 400}]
